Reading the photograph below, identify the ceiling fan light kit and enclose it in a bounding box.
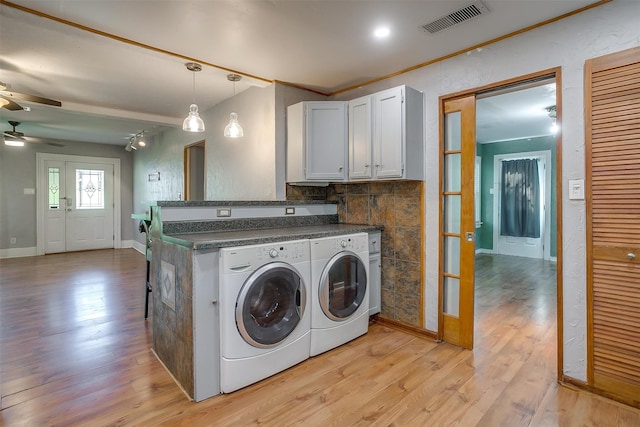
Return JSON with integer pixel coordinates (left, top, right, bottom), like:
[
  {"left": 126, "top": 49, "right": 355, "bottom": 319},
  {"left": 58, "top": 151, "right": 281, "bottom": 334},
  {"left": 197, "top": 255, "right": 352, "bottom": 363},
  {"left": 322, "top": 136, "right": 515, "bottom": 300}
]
[
  {"left": 224, "top": 73, "right": 243, "bottom": 138},
  {"left": 183, "top": 62, "right": 205, "bottom": 133},
  {"left": 4, "top": 136, "right": 24, "bottom": 147}
]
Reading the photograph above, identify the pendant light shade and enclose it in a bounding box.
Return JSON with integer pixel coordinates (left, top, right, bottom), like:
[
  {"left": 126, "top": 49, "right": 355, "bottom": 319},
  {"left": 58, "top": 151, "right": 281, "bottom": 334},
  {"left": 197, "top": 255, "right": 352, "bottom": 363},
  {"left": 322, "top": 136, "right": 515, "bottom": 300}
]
[
  {"left": 224, "top": 74, "right": 243, "bottom": 138},
  {"left": 224, "top": 112, "right": 243, "bottom": 138},
  {"left": 183, "top": 104, "right": 205, "bottom": 132},
  {"left": 183, "top": 62, "right": 205, "bottom": 133}
]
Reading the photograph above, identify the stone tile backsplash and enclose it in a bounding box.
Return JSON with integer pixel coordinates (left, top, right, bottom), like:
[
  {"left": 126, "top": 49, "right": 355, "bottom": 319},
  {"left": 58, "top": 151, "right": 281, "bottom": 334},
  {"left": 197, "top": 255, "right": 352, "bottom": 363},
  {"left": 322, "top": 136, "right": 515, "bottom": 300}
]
[{"left": 287, "top": 181, "right": 424, "bottom": 328}]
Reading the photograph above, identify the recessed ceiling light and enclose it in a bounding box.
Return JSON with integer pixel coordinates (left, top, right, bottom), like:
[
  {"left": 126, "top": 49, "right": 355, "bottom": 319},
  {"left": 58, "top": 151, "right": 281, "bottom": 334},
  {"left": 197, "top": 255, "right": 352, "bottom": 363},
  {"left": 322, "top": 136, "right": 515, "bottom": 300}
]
[{"left": 373, "top": 26, "right": 390, "bottom": 39}]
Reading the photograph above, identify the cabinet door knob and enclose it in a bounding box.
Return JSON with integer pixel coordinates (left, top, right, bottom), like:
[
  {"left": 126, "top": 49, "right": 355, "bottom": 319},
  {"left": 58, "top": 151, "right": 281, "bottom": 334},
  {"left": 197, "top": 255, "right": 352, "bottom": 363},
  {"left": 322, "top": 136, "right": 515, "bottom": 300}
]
[
  {"left": 338, "top": 165, "right": 343, "bottom": 171},
  {"left": 364, "top": 163, "right": 370, "bottom": 168},
  {"left": 628, "top": 253, "right": 636, "bottom": 260}
]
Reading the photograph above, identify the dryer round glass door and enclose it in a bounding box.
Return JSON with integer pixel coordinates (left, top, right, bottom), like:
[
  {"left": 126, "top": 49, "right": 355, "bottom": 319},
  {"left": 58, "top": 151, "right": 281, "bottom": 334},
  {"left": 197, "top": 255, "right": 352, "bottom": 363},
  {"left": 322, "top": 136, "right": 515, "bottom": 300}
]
[
  {"left": 319, "top": 251, "right": 367, "bottom": 321},
  {"left": 236, "top": 262, "right": 306, "bottom": 349}
]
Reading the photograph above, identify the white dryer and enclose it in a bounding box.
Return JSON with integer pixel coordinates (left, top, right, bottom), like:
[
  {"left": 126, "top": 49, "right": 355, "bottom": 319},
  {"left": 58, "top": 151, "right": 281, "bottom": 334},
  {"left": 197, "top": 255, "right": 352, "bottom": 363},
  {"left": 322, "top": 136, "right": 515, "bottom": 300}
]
[
  {"left": 309, "top": 233, "right": 369, "bottom": 356},
  {"left": 219, "top": 239, "right": 311, "bottom": 393}
]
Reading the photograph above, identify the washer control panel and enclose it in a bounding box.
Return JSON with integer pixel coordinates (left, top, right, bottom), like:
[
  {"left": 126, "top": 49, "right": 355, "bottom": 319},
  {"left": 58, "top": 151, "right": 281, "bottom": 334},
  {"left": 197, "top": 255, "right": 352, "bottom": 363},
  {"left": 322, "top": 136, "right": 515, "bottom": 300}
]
[{"left": 220, "top": 239, "right": 310, "bottom": 272}]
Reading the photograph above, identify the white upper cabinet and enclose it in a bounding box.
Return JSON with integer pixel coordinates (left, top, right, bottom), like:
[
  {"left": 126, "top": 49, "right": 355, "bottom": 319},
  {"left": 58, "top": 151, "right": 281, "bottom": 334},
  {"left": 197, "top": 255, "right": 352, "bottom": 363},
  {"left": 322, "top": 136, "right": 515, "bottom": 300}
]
[
  {"left": 372, "top": 85, "right": 424, "bottom": 180},
  {"left": 287, "top": 101, "right": 347, "bottom": 183},
  {"left": 287, "top": 86, "right": 423, "bottom": 184},
  {"left": 348, "top": 85, "right": 424, "bottom": 181},
  {"left": 348, "top": 95, "right": 373, "bottom": 180}
]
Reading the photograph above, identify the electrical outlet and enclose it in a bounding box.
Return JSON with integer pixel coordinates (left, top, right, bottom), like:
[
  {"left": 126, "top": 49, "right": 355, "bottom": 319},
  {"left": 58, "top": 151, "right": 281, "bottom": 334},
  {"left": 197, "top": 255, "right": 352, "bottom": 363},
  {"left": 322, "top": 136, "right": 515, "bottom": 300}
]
[{"left": 10, "top": 237, "right": 16, "bottom": 244}]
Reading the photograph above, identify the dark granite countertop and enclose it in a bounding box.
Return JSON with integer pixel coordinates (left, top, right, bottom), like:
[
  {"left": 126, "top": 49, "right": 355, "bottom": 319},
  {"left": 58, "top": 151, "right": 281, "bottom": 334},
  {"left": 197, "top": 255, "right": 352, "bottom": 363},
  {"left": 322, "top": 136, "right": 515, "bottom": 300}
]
[
  {"left": 162, "top": 223, "right": 383, "bottom": 250},
  {"left": 147, "top": 200, "right": 336, "bottom": 207}
]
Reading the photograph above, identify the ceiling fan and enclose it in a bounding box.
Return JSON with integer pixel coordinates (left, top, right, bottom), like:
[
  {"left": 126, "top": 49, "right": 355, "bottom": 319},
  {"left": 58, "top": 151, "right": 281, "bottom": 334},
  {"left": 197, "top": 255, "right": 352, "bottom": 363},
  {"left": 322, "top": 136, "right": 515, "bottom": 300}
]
[
  {"left": 3, "top": 121, "right": 64, "bottom": 147},
  {"left": 0, "top": 81, "right": 62, "bottom": 111}
]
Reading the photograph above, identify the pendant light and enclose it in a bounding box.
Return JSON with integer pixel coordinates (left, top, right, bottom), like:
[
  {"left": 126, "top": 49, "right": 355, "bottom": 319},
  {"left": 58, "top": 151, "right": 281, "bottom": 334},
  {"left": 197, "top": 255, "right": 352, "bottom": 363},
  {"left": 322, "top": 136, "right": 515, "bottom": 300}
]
[
  {"left": 224, "top": 73, "right": 244, "bottom": 138},
  {"left": 183, "top": 62, "right": 205, "bottom": 133}
]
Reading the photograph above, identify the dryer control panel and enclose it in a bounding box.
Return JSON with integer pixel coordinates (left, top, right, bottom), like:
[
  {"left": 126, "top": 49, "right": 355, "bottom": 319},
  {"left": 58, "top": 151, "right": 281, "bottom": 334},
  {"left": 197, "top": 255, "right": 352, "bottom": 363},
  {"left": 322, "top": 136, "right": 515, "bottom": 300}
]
[{"left": 310, "top": 233, "right": 369, "bottom": 259}]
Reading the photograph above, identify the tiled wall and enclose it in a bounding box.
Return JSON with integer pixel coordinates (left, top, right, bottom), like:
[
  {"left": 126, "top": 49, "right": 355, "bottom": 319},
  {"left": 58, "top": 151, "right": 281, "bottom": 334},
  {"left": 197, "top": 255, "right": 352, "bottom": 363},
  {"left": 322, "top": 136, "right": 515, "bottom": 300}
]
[
  {"left": 150, "top": 238, "right": 195, "bottom": 398},
  {"left": 288, "top": 181, "right": 424, "bottom": 327}
]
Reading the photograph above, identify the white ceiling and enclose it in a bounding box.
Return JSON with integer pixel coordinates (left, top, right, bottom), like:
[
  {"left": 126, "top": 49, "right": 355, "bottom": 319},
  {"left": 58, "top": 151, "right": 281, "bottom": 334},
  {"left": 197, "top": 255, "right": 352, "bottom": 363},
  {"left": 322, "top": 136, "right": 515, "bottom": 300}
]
[{"left": 0, "top": 0, "right": 596, "bottom": 146}]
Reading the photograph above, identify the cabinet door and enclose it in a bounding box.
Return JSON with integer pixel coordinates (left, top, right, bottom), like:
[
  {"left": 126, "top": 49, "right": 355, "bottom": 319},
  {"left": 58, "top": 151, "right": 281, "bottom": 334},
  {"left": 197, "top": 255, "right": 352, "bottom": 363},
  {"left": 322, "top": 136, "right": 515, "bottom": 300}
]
[
  {"left": 349, "top": 96, "right": 373, "bottom": 180},
  {"left": 306, "top": 102, "right": 347, "bottom": 181},
  {"left": 374, "top": 87, "right": 404, "bottom": 179}
]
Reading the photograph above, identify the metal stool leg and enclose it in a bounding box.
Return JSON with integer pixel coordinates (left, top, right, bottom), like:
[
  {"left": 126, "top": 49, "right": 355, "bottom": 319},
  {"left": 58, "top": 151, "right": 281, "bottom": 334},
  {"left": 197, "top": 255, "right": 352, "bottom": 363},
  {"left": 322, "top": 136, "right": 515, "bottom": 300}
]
[{"left": 144, "top": 259, "right": 151, "bottom": 319}]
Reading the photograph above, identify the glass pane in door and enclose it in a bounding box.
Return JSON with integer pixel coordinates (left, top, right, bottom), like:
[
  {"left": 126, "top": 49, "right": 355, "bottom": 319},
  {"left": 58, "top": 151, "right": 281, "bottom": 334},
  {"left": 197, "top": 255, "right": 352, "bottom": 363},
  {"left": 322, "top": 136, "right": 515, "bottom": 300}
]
[
  {"left": 443, "top": 277, "right": 460, "bottom": 317},
  {"left": 75, "top": 169, "right": 104, "bottom": 209},
  {"left": 445, "top": 111, "right": 461, "bottom": 151},
  {"left": 443, "top": 110, "right": 463, "bottom": 318},
  {"left": 444, "top": 195, "right": 461, "bottom": 234},
  {"left": 48, "top": 167, "right": 60, "bottom": 209}
]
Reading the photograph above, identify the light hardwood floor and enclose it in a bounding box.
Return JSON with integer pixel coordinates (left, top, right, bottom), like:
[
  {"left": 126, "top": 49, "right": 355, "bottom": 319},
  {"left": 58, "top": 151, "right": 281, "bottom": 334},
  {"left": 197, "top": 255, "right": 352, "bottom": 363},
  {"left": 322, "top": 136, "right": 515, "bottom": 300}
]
[{"left": 1, "top": 249, "right": 639, "bottom": 426}]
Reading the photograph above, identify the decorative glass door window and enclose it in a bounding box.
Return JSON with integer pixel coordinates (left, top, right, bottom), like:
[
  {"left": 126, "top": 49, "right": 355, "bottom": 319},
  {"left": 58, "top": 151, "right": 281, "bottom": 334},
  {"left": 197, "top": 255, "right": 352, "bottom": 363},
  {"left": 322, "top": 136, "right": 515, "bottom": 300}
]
[
  {"left": 75, "top": 169, "right": 104, "bottom": 209},
  {"left": 48, "top": 167, "right": 60, "bottom": 209}
]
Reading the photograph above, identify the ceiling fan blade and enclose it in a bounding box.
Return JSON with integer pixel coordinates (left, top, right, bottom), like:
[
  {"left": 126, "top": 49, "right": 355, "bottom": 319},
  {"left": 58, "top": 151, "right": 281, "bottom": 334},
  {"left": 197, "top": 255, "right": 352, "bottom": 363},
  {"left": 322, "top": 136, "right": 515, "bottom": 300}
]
[
  {"left": 0, "top": 97, "right": 25, "bottom": 111},
  {"left": 3, "top": 132, "right": 26, "bottom": 140},
  {"left": 1, "top": 91, "right": 62, "bottom": 107}
]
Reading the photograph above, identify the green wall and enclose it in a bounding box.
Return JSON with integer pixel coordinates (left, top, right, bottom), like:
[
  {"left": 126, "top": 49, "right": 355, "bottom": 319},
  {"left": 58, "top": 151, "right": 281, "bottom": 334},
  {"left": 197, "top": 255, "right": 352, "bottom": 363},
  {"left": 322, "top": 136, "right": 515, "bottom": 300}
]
[{"left": 476, "top": 136, "right": 557, "bottom": 257}]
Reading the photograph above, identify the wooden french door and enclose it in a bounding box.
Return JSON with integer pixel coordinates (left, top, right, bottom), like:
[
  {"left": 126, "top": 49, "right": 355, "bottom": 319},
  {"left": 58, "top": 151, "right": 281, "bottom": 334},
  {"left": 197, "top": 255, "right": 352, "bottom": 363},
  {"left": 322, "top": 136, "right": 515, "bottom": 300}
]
[
  {"left": 586, "top": 45, "right": 640, "bottom": 406},
  {"left": 439, "top": 95, "right": 476, "bottom": 349}
]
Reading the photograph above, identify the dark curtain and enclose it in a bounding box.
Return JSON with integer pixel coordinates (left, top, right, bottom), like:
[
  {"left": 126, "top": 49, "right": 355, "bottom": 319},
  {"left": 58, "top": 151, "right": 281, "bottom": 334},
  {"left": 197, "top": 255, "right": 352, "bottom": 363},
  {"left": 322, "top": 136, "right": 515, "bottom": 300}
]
[{"left": 500, "top": 158, "right": 540, "bottom": 238}]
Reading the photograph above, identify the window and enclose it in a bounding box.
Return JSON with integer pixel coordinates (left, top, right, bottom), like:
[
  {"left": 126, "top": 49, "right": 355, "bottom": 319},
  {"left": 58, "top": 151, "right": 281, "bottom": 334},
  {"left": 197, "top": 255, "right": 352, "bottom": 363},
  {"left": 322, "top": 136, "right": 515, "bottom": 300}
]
[
  {"left": 75, "top": 169, "right": 104, "bottom": 209},
  {"left": 48, "top": 167, "right": 60, "bottom": 209}
]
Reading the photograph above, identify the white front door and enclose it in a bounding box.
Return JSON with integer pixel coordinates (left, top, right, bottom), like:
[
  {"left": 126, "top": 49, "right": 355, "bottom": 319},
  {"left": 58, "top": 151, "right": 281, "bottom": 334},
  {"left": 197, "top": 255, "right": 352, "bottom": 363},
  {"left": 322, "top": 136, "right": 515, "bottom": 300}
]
[
  {"left": 494, "top": 151, "right": 551, "bottom": 260},
  {"left": 42, "top": 157, "right": 115, "bottom": 254},
  {"left": 65, "top": 162, "right": 114, "bottom": 252}
]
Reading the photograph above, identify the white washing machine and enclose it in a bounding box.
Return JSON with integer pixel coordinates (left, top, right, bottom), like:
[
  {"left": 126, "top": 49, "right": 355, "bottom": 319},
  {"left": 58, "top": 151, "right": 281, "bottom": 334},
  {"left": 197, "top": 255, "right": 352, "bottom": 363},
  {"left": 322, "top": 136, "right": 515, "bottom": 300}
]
[
  {"left": 309, "top": 233, "right": 369, "bottom": 356},
  {"left": 219, "top": 239, "right": 311, "bottom": 393}
]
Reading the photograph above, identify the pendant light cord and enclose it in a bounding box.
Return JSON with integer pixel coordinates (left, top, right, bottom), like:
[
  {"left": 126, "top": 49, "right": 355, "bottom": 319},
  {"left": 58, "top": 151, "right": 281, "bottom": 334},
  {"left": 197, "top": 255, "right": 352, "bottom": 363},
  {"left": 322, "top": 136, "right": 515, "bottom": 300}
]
[{"left": 192, "top": 71, "right": 196, "bottom": 104}]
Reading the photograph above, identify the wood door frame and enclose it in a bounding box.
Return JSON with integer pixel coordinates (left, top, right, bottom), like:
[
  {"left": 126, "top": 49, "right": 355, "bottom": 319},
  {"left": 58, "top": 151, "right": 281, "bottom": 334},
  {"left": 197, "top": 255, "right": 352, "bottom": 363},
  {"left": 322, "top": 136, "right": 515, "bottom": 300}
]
[
  {"left": 36, "top": 153, "right": 121, "bottom": 255},
  {"left": 184, "top": 140, "right": 205, "bottom": 201},
  {"left": 438, "top": 68, "right": 563, "bottom": 379}
]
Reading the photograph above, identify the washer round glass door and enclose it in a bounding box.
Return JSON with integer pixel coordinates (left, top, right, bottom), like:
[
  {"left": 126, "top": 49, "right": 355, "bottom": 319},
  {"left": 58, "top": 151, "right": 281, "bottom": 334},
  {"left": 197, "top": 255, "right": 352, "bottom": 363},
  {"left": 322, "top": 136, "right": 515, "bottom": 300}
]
[
  {"left": 319, "top": 251, "right": 367, "bottom": 321},
  {"left": 236, "top": 262, "right": 306, "bottom": 348}
]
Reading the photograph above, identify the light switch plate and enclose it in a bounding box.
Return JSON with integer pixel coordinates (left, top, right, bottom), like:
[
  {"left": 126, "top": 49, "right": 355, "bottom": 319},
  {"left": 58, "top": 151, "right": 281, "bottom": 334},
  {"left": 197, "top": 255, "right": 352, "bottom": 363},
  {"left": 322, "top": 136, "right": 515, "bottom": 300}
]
[
  {"left": 23, "top": 188, "right": 35, "bottom": 195},
  {"left": 568, "top": 179, "right": 585, "bottom": 200}
]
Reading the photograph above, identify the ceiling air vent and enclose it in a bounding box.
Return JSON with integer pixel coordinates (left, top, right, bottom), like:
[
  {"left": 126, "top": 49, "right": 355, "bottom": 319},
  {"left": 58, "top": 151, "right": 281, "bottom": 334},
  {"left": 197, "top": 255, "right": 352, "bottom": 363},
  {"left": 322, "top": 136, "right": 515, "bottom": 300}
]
[{"left": 421, "top": 0, "right": 490, "bottom": 34}]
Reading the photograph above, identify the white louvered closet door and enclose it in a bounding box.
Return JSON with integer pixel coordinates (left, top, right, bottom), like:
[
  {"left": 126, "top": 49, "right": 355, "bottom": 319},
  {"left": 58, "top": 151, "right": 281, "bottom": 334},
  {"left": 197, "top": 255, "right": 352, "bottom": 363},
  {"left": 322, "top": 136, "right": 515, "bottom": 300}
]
[{"left": 585, "top": 45, "right": 640, "bottom": 407}]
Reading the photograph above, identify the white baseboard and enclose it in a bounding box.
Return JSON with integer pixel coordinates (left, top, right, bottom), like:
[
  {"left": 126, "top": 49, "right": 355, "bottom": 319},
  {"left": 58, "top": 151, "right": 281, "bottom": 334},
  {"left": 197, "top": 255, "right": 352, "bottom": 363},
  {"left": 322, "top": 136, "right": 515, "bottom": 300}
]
[
  {"left": 0, "top": 246, "right": 38, "bottom": 259},
  {"left": 0, "top": 243, "right": 145, "bottom": 259},
  {"left": 120, "top": 239, "right": 135, "bottom": 249},
  {"left": 131, "top": 240, "right": 146, "bottom": 255},
  {"left": 475, "top": 248, "right": 495, "bottom": 255},
  {"left": 549, "top": 256, "right": 557, "bottom": 262}
]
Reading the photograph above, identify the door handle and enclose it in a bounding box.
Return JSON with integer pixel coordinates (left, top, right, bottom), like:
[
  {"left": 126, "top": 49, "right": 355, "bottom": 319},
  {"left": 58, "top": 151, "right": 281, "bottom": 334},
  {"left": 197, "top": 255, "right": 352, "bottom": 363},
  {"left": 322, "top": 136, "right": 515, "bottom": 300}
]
[
  {"left": 465, "top": 232, "right": 475, "bottom": 242},
  {"left": 628, "top": 253, "right": 636, "bottom": 260}
]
